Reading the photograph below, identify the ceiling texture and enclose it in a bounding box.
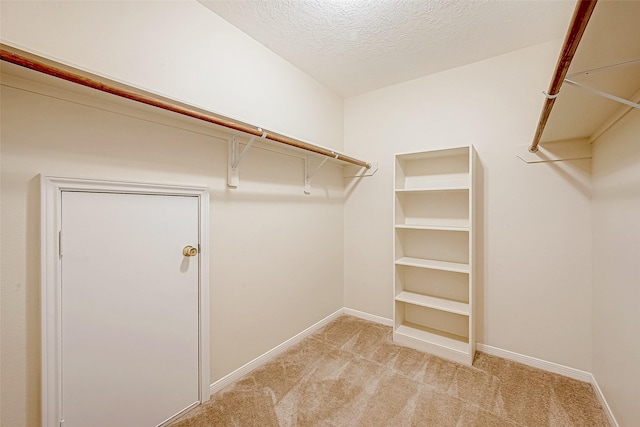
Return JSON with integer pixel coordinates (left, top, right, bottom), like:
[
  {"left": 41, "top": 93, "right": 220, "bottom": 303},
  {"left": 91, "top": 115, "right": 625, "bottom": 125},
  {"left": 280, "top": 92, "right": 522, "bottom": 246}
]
[{"left": 199, "top": 0, "right": 576, "bottom": 97}]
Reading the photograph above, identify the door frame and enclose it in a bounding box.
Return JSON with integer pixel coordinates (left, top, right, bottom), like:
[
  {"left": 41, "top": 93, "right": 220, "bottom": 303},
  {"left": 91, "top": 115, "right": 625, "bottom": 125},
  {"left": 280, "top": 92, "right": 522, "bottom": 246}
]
[{"left": 41, "top": 176, "right": 210, "bottom": 427}]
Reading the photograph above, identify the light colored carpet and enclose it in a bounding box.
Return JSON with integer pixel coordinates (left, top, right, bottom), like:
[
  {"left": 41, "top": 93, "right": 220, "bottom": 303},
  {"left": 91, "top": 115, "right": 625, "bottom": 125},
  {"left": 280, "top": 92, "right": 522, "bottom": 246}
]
[{"left": 171, "top": 315, "right": 609, "bottom": 426}]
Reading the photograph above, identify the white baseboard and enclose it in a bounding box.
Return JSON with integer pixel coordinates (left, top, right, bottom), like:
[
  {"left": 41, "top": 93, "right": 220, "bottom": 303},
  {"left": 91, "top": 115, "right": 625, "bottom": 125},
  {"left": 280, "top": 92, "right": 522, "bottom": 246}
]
[
  {"left": 590, "top": 374, "right": 619, "bottom": 427},
  {"left": 477, "top": 344, "right": 618, "bottom": 427},
  {"left": 476, "top": 343, "right": 592, "bottom": 382},
  {"left": 208, "top": 311, "right": 618, "bottom": 427},
  {"left": 343, "top": 307, "right": 393, "bottom": 326},
  {"left": 209, "top": 308, "right": 392, "bottom": 395},
  {"left": 209, "top": 308, "right": 344, "bottom": 395}
]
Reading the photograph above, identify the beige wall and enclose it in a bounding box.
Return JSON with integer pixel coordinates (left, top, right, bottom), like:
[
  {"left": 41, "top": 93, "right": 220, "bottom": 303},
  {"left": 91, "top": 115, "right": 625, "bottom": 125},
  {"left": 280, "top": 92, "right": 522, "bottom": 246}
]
[
  {"left": 0, "top": 71, "right": 345, "bottom": 427},
  {"left": 0, "top": 0, "right": 343, "bottom": 149},
  {"left": 3, "top": 0, "right": 631, "bottom": 425},
  {"left": 592, "top": 110, "right": 640, "bottom": 426},
  {"left": 1, "top": 3, "right": 348, "bottom": 424},
  {"left": 0, "top": 0, "right": 350, "bottom": 426},
  {"left": 344, "top": 40, "right": 594, "bottom": 372}
]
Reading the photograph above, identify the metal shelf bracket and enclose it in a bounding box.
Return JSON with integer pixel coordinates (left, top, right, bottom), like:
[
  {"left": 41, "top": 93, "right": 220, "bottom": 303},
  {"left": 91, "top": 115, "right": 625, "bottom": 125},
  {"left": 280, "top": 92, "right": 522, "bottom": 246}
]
[
  {"left": 564, "top": 79, "right": 640, "bottom": 110},
  {"left": 304, "top": 155, "right": 330, "bottom": 195},
  {"left": 227, "top": 131, "right": 267, "bottom": 188}
]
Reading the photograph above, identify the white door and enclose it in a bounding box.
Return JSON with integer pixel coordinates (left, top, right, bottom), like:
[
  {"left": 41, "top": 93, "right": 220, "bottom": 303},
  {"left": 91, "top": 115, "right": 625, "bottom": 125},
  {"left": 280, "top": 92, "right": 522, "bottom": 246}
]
[{"left": 61, "top": 191, "right": 200, "bottom": 427}]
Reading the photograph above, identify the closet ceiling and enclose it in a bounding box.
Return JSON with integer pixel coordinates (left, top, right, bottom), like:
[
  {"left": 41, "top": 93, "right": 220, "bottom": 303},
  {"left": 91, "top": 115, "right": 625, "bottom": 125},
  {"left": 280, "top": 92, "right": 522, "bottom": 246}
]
[{"left": 199, "top": 0, "right": 576, "bottom": 97}]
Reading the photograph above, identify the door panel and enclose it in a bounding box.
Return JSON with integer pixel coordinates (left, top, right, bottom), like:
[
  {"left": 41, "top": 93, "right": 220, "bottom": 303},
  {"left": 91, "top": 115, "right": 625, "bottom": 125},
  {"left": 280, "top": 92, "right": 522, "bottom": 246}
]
[{"left": 61, "top": 191, "right": 199, "bottom": 427}]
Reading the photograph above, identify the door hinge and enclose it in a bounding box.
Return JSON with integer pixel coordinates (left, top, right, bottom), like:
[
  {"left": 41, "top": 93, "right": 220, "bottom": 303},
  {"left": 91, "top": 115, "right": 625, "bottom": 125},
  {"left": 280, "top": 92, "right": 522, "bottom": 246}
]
[
  {"left": 60, "top": 419, "right": 65, "bottom": 427},
  {"left": 58, "top": 230, "right": 63, "bottom": 258}
]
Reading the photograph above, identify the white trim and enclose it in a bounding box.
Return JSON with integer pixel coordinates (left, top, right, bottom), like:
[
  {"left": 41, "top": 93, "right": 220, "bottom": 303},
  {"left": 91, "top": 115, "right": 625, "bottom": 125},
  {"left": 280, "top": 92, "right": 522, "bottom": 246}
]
[
  {"left": 476, "top": 344, "right": 619, "bottom": 424},
  {"left": 343, "top": 307, "right": 393, "bottom": 326},
  {"left": 41, "top": 176, "right": 210, "bottom": 427},
  {"left": 205, "top": 311, "right": 618, "bottom": 427},
  {"left": 590, "top": 374, "right": 619, "bottom": 427},
  {"left": 197, "top": 189, "right": 211, "bottom": 405},
  {"left": 209, "top": 308, "right": 391, "bottom": 395},
  {"left": 476, "top": 344, "right": 592, "bottom": 382},
  {"left": 209, "top": 309, "right": 344, "bottom": 395}
]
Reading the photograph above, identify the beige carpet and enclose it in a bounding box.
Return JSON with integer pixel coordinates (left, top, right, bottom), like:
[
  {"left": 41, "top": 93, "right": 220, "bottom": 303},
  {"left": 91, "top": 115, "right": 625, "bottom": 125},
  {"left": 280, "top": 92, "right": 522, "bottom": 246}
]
[{"left": 171, "top": 316, "right": 609, "bottom": 426}]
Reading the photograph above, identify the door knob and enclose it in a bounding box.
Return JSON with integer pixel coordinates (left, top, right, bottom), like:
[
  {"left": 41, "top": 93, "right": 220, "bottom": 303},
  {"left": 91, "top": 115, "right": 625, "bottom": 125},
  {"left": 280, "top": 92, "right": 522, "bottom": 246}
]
[{"left": 183, "top": 245, "right": 198, "bottom": 257}]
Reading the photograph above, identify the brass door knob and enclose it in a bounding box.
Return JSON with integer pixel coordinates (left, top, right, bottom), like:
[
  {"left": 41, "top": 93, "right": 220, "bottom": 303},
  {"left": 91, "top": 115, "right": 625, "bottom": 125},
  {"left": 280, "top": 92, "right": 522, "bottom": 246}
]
[{"left": 183, "top": 245, "right": 198, "bottom": 257}]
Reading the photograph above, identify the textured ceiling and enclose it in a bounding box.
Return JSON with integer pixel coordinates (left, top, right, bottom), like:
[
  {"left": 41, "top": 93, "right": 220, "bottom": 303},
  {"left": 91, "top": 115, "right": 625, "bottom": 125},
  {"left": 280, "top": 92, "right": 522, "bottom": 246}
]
[{"left": 198, "top": 0, "right": 576, "bottom": 97}]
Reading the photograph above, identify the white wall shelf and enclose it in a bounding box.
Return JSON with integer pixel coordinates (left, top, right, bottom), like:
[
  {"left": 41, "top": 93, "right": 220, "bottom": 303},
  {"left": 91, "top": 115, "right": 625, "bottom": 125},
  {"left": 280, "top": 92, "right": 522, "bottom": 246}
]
[
  {"left": 394, "top": 224, "right": 469, "bottom": 232},
  {"left": 393, "top": 146, "right": 476, "bottom": 365},
  {"left": 394, "top": 324, "right": 469, "bottom": 355},
  {"left": 395, "top": 291, "right": 470, "bottom": 316},
  {"left": 395, "top": 184, "right": 469, "bottom": 192},
  {"left": 394, "top": 257, "right": 469, "bottom": 274}
]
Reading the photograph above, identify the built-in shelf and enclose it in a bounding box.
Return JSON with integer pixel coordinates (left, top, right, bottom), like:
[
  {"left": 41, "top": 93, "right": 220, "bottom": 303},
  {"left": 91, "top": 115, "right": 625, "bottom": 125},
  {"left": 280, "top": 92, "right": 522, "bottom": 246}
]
[
  {"left": 394, "top": 146, "right": 475, "bottom": 365},
  {"left": 395, "top": 291, "right": 469, "bottom": 316},
  {"left": 394, "top": 224, "right": 469, "bottom": 232},
  {"left": 394, "top": 323, "right": 469, "bottom": 354},
  {"left": 395, "top": 184, "right": 468, "bottom": 193},
  {"left": 395, "top": 257, "right": 469, "bottom": 274},
  {"left": 395, "top": 189, "right": 469, "bottom": 231}
]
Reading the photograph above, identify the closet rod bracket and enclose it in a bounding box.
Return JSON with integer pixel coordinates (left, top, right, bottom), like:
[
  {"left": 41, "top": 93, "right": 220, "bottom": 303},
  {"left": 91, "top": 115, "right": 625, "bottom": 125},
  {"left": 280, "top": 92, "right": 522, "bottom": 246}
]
[
  {"left": 227, "top": 131, "right": 267, "bottom": 188},
  {"left": 304, "top": 155, "right": 330, "bottom": 195},
  {"left": 564, "top": 79, "right": 640, "bottom": 110}
]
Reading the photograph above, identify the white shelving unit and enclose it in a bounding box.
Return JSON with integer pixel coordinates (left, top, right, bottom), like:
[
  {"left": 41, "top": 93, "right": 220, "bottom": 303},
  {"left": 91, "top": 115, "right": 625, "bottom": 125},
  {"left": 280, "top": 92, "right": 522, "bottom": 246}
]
[{"left": 393, "top": 146, "right": 476, "bottom": 365}]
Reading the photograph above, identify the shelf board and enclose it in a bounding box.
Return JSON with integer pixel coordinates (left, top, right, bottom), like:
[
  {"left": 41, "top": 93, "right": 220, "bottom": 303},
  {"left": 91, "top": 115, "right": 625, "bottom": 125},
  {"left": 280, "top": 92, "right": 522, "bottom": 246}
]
[
  {"left": 396, "top": 184, "right": 469, "bottom": 192},
  {"left": 395, "top": 224, "right": 469, "bottom": 232},
  {"left": 395, "top": 257, "right": 469, "bottom": 274},
  {"left": 394, "top": 323, "right": 469, "bottom": 354},
  {"left": 395, "top": 291, "right": 469, "bottom": 316},
  {"left": 396, "top": 147, "right": 470, "bottom": 161}
]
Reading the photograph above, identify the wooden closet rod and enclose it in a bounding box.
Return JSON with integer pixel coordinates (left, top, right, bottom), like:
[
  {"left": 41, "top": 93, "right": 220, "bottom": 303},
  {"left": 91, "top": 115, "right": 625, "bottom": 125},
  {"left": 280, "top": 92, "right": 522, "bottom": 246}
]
[
  {"left": 0, "top": 47, "right": 371, "bottom": 169},
  {"left": 529, "top": 0, "right": 598, "bottom": 153}
]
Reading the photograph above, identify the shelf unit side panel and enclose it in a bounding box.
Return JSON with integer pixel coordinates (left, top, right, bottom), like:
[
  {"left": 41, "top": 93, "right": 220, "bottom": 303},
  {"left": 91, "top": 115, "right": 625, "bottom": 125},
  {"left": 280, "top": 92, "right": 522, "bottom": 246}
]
[
  {"left": 394, "top": 231, "right": 405, "bottom": 260},
  {"left": 394, "top": 193, "right": 407, "bottom": 225},
  {"left": 395, "top": 157, "right": 407, "bottom": 190},
  {"left": 394, "top": 299, "right": 406, "bottom": 330},
  {"left": 394, "top": 264, "right": 406, "bottom": 297},
  {"left": 393, "top": 156, "right": 400, "bottom": 332},
  {"left": 468, "top": 146, "right": 477, "bottom": 354}
]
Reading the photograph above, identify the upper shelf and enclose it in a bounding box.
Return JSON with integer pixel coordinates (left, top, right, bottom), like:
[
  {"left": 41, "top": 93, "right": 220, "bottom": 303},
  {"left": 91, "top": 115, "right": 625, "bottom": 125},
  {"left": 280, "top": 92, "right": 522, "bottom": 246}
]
[
  {"left": 395, "top": 257, "right": 470, "bottom": 274},
  {"left": 0, "top": 43, "right": 371, "bottom": 170},
  {"left": 395, "top": 183, "right": 469, "bottom": 192},
  {"left": 538, "top": 1, "right": 640, "bottom": 146},
  {"left": 395, "top": 147, "right": 470, "bottom": 191}
]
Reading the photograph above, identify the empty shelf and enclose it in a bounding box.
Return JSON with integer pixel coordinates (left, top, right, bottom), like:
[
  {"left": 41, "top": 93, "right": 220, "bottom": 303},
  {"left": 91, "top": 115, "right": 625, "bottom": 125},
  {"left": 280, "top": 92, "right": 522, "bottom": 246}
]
[
  {"left": 395, "top": 223, "right": 469, "bottom": 232},
  {"left": 396, "top": 186, "right": 469, "bottom": 193},
  {"left": 395, "top": 291, "right": 469, "bottom": 316},
  {"left": 395, "top": 257, "right": 469, "bottom": 274},
  {"left": 394, "top": 323, "right": 469, "bottom": 354}
]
